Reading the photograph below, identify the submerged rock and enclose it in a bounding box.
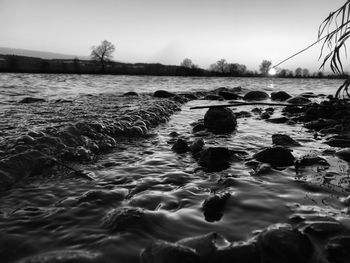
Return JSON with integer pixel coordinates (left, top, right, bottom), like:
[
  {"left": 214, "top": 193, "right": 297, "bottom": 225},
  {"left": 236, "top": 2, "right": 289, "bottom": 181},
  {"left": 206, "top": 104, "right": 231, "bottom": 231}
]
[
  {"left": 218, "top": 90, "right": 240, "bottom": 100},
  {"left": 19, "top": 97, "right": 46, "bottom": 103},
  {"left": 141, "top": 240, "right": 200, "bottom": 263},
  {"left": 189, "top": 138, "right": 205, "bottom": 154},
  {"left": 153, "top": 90, "right": 176, "bottom": 98},
  {"left": 172, "top": 139, "right": 189, "bottom": 154},
  {"left": 198, "top": 147, "right": 233, "bottom": 171},
  {"left": 286, "top": 96, "right": 311, "bottom": 104},
  {"left": 257, "top": 225, "right": 313, "bottom": 263},
  {"left": 202, "top": 193, "right": 231, "bottom": 222},
  {"left": 325, "top": 137, "right": 350, "bottom": 148},
  {"left": 272, "top": 134, "right": 300, "bottom": 147},
  {"left": 253, "top": 146, "right": 295, "bottom": 167},
  {"left": 204, "top": 107, "right": 237, "bottom": 133},
  {"left": 243, "top": 91, "right": 269, "bottom": 101},
  {"left": 123, "top": 91, "right": 138, "bottom": 96},
  {"left": 267, "top": 117, "right": 290, "bottom": 124},
  {"left": 271, "top": 91, "right": 291, "bottom": 101}
]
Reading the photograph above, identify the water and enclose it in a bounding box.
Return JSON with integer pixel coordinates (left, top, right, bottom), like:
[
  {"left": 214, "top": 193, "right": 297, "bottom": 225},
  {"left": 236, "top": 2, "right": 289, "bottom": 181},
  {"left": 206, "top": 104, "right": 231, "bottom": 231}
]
[{"left": 0, "top": 73, "right": 349, "bottom": 262}]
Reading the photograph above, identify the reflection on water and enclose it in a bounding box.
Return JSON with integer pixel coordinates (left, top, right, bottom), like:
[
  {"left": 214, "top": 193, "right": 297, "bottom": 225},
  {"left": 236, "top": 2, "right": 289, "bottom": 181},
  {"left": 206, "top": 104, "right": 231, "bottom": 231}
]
[{"left": 0, "top": 73, "right": 349, "bottom": 262}]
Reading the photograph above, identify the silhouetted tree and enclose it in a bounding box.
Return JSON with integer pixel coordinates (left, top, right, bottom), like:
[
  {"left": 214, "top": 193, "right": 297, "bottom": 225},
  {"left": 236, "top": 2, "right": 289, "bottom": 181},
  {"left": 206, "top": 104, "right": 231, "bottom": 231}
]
[
  {"left": 295, "top": 67, "right": 302, "bottom": 77},
  {"left": 210, "top": 59, "right": 229, "bottom": 73},
  {"left": 180, "top": 58, "right": 194, "bottom": 68},
  {"left": 259, "top": 60, "right": 272, "bottom": 75},
  {"left": 227, "top": 63, "right": 247, "bottom": 76},
  {"left": 302, "top": 68, "right": 310, "bottom": 77},
  {"left": 90, "top": 40, "right": 115, "bottom": 72}
]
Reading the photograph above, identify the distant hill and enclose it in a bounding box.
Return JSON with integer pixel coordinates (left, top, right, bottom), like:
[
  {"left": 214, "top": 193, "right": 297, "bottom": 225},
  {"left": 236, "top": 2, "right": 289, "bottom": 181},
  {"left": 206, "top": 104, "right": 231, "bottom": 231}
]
[{"left": 0, "top": 47, "right": 89, "bottom": 60}]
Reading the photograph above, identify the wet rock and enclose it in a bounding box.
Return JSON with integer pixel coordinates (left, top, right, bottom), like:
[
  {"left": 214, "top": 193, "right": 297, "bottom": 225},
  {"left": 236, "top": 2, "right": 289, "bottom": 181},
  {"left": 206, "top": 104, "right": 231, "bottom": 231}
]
[
  {"left": 267, "top": 117, "right": 290, "bottom": 124},
  {"left": 172, "top": 139, "right": 190, "bottom": 154},
  {"left": 272, "top": 134, "right": 300, "bottom": 147},
  {"left": 153, "top": 90, "right": 176, "bottom": 98},
  {"left": 305, "top": 119, "right": 338, "bottom": 131},
  {"left": 252, "top": 163, "right": 272, "bottom": 175},
  {"left": 299, "top": 155, "right": 329, "bottom": 166},
  {"left": 204, "top": 107, "right": 237, "bottom": 133},
  {"left": 180, "top": 93, "right": 198, "bottom": 100},
  {"left": 271, "top": 91, "right": 291, "bottom": 101},
  {"left": 325, "top": 236, "right": 350, "bottom": 263},
  {"left": 123, "top": 91, "right": 139, "bottom": 96},
  {"left": 286, "top": 96, "right": 311, "bottom": 104},
  {"left": 169, "top": 131, "right": 180, "bottom": 137},
  {"left": 204, "top": 94, "right": 224, "bottom": 100},
  {"left": 199, "top": 147, "right": 233, "bottom": 171},
  {"left": 214, "top": 242, "right": 260, "bottom": 263},
  {"left": 300, "top": 92, "right": 318, "bottom": 98},
  {"left": 260, "top": 112, "right": 270, "bottom": 119},
  {"left": 251, "top": 108, "right": 262, "bottom": 114},
  {"left": 243, "top": 91, "right": 269, "bottom": 101},
  {"left": 257, "top": 225, "right": 313, "bottom": 263},
  {"left": 141, "top": 240, "right": 200, "bottom": 263},
  {"left": 335, "top": 148, "right": 350, "bottom": 161},
  {"left": 325, "top": 137, "right": 350, "bottom": 148},
  {"left": 19, "top": 97, "right": 46, "bottom": 103},
  {"left": 218, "top": 90, "right": 240, "bottom": 100},
  {"left": 18, "top": 250, "right": 101, "bottom": 263},
  {"left": 189, "top": 138, "right": 205, "bottom": 154},
  {"left": 282, "top": 106, "right": 304, "bottom": 114},
  {"left": 253, "top": 146, "right": 295, "bottom": 167},
  {"left": 304, "top": 220, "right": 349, "bottom": 237},
  {"left": 192, "top": 123, "right": 206, "bottom": 133},
  {"left": 202, "top": 193, "right": 231, "bottom": 222},
  {"left": 77, "top": 189, "right": 126, "bottom": 204}
]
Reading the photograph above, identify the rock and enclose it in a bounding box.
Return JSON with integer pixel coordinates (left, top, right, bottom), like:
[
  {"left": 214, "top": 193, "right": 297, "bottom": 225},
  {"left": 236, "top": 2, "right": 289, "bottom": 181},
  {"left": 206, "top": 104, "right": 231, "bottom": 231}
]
[
  {"left": 251, "top": 108, "right": 262, "bottom": 114},
  {"left": 253, "top": 163, "right": 272, "bottom": 175},
  {"left": 19, "top": 97, "right": 46, "bottom": 103},
  {"left": 172, "top": 139, "right": 189, "bottom": 154},
  {"left": 199, "top": 147, "right": 233, "bottom": 171},
  {"left": 271, "top": 91, "right": 291, "bottom": 101},
  {"left": 218, "top": 91, "right": 240, "bottom": 100},
  {"left": 325, "top": 138, "right": 350, "bottom": 148},
  {"left": 253, "top": 146, "right": 295, "bottom": 167},
  {"left": 153, "top": 90, "right": 176, "bottom": 98},
  {"left": 300, "top": 92, "right": 318, "bottom": 98},
  {"left": 299, "top": 155, "right": 329, "bottom": 166},
  {"left": 305, "top": 119, "right": 338, "bottom": 131},
  {"left": 189, "top": 138, "right": 205, "bottom": 153},
  {"left": 169, "top": 131, "right": 180, "bottom": 137},
  {"left": 282, "top": 106, "right": 304, "bottom": 114},
  {"left": 286, "top": 96, "right": 311, "bottom": 104},
  {"left": 123, "top": 91, "right": 138, "bottom": 96},
  {"left": 325, "top": 236, "right": 350, "bottom": 263},
  {"left": 243, "top": 91, "right": 269, "bottom": 101},
  {"left": 236, "top": 111, "right": 252, "bottom": 118},
  {"left": 260, "top": 112, "right": 271, "bottom": 119},
  {"left": 202, "top": 193, "right": 231, "bottom": 222},
  {"left": 305, "top": 221, "right": 349, "bottom": 237},
  {"left": 336, "top": 148, "right": 350, "bottom": 161},
  {"left": 18, "top": 250, "right": 101, "bottom": 263},
  {"left": 257, "top": 225, "right": 313, "bottom": 263},
  {"left": 192, "top": 123, "right": 206, "bottom": 133},
  {"left": 141, "top": 240, "right": 200, "bottom": 263},
  {"left": 204, "top": 94, "right": 224, "bottom": 100},
  {"left": 267, "top": 117, "right": 290, "bottom": 124},
  {"left": 214, "top": 242, "right": 260, "bottom": 263},
  {"left": 180, "top": 93, "right": 198, "bottom": 100},
  {"left": 272, "top": 134, "right": 300, "bottom": 147},
  {"left": 77, "top": 189, "right": 126, "bottom": 204},
  {"left": 204, "top": 107, "right": 237, "bottom": 133}
]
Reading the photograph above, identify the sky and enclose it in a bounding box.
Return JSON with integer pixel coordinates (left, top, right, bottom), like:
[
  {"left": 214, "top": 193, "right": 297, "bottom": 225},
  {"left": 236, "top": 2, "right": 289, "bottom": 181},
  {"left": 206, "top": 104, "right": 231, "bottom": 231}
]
[{"left": 0, "top": 0, "right": 347, "bottom": 71}]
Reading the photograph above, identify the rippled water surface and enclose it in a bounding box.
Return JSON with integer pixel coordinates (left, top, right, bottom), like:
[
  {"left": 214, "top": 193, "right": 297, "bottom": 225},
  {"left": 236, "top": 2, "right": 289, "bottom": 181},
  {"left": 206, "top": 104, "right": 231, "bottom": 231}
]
[{"left": 0, "top": 73, "right": 349, "bottom": 262}]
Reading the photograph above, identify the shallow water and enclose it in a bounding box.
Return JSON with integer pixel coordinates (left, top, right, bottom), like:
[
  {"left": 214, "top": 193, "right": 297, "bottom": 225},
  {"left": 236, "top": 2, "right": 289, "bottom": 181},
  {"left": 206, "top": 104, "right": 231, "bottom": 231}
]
[{"left": 0, "top": 73, "right": 349, "bottom": 262}]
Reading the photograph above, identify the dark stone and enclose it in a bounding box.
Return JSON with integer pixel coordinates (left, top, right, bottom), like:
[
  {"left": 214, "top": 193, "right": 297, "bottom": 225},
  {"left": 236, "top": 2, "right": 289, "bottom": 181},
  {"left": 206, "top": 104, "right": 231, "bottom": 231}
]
[
  {"left": 272, "top": 134, "right": 300, "bottom": 146},
  {"left": 172, "top": 139, "right": 189, "bottom": 154},
  {"left": 153, "top": 90, "right": 176, "bottom": 98},
  {"left": 282, "top": 106, "right": 304, "bottom": 114},
  {"left": 19, "top": 97, "right": 46, "bottom": 103},
  {"left": 325, "top": 236, "right": 350, "bottom": 263},
  {"left": 267, "top": 117, "right": 290, "bottom": 124},
  {"left": 202, "top": 193, "right": 231, "bottom": 222},
  {"left": 204, "top": 107, "right": 237, "bottom": 133},
  {"left": 180, "top": 93, "right": 198, "bottom": 100},
  {"left": 243, "top": 91, "right": 269, "bottom": 101},
  {"left": 253, "top": 146, "right": 295, "bottom": 167},
  {"left": 336, "top": 148, "right": 350, "bottom": 161},
  {"left": 299, "top": 155, "right": 329, "bottom": 166},
  {"left": 325, "top": 138, "right": 350, "bottom": 148},
  {"left": 260, "top": 112, "right": 271, "bottom": 119},
  {"left": 218, "top": 90, "right": 240, "bottom": 100},
  {"left": 199, "top": 147, "right": 233, "bottom": 171},
  {"left": 305, "top": 119, "right": 338, "bottom": 131},
  {"left": 204, "top": 94, "right": 224, "bottom": 100},
  {"left": 141, "top": 240, "right": 200, "bottom": 263},
  {"left": 192, "top": 123, "right": 206, "bottom": 133},
  {"left": 300, "top": 92, "right": 318, "bottom": 98},
  {"left": 103, "top": 207, "right": 148, "bottom": 232},
  {"left": 169, "top": 131, "right": 180, "bottom": 137},
  {"left": 304, "top": 221, "right": 349, "bottom": 238},
  {"left": 123, "top": 91, "right": 138, "bottom": 96},
  {"left": 286, "top": 96, "right": 311, "bottom": 104},
  {"left": 257, "top": 225, "right": 313, "bottom": 263},
  {"left": 214, "top": 242, "right": 260, "bottom": 263},
  {"left": 189, "top": 138, "right": 205, "bottom": 153},
  {"left": 271, "top": 91, "right": 292, "bottom": 101},
  {"left": 251, "top": 108, "right": 262, "bottom": 114}
]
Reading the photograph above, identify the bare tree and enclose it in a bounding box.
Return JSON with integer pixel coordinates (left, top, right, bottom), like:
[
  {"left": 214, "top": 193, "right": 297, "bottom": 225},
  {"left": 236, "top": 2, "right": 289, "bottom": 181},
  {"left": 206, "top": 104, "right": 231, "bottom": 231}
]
[
  {"left": 259, "top": 60, "right": 272, "bottom": 76},
  {"left": 90, "top": 40, "right": 115, "bottom": 72}
]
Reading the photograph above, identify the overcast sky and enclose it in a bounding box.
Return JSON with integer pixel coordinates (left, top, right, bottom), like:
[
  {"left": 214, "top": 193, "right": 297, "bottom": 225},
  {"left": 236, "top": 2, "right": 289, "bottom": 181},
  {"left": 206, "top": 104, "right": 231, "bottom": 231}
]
[{"left": 0, "top": 0, "right": 346, "bottom": 71}]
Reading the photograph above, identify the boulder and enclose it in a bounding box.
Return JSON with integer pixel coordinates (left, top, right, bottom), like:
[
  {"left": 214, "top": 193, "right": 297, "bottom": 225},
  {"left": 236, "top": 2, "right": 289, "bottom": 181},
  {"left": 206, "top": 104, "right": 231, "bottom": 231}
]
[
  {"left": 153, "top": 90, "right": 176, "bottom": 98},
  {"left": 325, "top": 138, "right": 350, "bottom": 148},
  {"left": 218, "top": 90, "right": 240, "bottom": 100},
  {"left": 123, "top": 91, "right": 138, "bottom": 96},
  {"left": 202, "top": 193, "right": 231, "bottom": 222},
  {"left": 272, "top": 134, "right": 300, "bottom": 147},
  {"left": 172, "top": 139, "right": 189, "bottom": 154},
  {"left": 19, "top": 97, "right": 46, "bottom": 103},
  {"left": 286, "top": 96, "right": 311, "bottom": 104},
  {"left": 271, "top": 91, "right": 291, "bottom": 101},
  {"left": 253, "top": 146, "right": 295, "bottom": 167},
  {"left": 141, "top": 240, "right": 200, "bottom": 263},
  {"left": 257, "top": 225, "right": 313, "bottom": 263},
  {"left": 336, "top": 148, "right": 350, "bottom": 161},
  {"left": 189, "top": 138, "right": 205, "bottom": 153},
  {"left": 305, "top": 119, "right": 338, "bottom": 131},
  {"left": 199, "top": 147, "right": 233, "bottom": 171},
  {"left": 243, "top": 91, "right": 269, "bottom": 101},
  {"left": 204, "top": 107, "right": 237, "bottom": 133}
]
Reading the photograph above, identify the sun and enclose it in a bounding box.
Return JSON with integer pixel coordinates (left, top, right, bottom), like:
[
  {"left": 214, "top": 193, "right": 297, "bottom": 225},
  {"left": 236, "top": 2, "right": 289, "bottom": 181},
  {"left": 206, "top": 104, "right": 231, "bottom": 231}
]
[{"left": 268, "top": 68, "right": 277, "bottom": 76}]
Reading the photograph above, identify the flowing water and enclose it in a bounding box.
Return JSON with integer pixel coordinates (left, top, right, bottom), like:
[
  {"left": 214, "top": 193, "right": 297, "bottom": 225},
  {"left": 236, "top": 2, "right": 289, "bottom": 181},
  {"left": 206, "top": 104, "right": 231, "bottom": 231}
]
[{"left": 0, "top": 73, "right": 349, "bottom": 262}]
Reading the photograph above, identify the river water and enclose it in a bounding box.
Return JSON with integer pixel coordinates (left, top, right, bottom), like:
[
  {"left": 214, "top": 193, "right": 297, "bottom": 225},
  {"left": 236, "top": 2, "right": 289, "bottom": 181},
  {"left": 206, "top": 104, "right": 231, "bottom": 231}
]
[{"left": 0, "top": 73, "right": 349, "bottom": 262}]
